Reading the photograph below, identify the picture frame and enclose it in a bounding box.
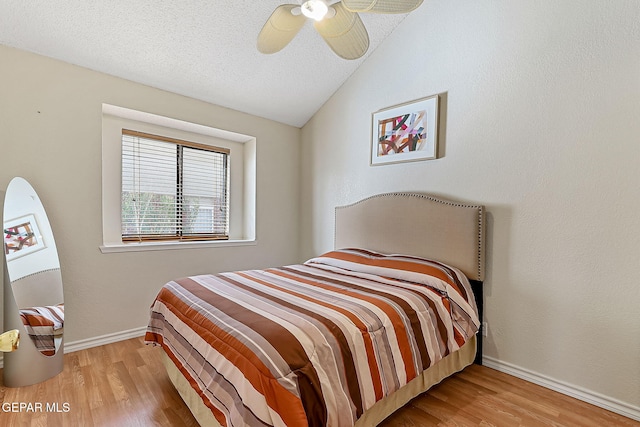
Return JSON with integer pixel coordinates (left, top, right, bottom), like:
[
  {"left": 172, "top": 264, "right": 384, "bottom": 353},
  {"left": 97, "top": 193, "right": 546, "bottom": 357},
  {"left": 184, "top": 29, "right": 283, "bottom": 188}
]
[
  {"left": 3, "top": 214, "right": 46, "bottom": 261},
  {"left": 370, "top": 94, "right": 439, "bottom": 166}
]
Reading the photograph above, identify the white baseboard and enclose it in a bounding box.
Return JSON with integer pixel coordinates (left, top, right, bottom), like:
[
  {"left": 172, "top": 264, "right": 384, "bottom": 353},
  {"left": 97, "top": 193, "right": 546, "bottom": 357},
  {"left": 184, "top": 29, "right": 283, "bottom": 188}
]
[
  {"left": 0, "top": 326, "right": 147, "bottom": 368},
  {"left": 484, "top": 356, "right": 640, "bottom": 422},
  {"left": 62, "top": 326, "right": 147, "bottom": 353}
]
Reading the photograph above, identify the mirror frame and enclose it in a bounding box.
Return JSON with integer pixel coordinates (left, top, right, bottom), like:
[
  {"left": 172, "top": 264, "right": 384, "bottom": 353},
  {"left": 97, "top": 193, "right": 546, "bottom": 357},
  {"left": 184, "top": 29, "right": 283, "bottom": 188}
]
[{"left": 2, "top": 177, "right": 64, "bottom": 386}]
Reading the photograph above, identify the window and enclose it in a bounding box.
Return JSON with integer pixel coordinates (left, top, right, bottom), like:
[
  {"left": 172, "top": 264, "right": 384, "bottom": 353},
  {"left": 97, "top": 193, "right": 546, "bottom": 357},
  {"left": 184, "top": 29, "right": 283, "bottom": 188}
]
[
  {"left": 101, "top": 104, "right": 256, "bottom": 253},
  {"left": 121, "top": 130, "right": 230, "bottom": 242}
]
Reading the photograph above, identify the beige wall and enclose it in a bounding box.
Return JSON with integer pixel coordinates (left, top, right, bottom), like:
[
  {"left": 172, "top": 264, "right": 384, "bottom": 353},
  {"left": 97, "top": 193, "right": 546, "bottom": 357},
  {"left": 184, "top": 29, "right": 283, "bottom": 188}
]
[
  {"left": 0, "top": 45, "right": 301, "bottom": 343},
  {"left": 1, "top": 0, "right": 639, "bottom": 417},
  {"left": 301, "top": 0, "right": 640, "bottom": 414}
]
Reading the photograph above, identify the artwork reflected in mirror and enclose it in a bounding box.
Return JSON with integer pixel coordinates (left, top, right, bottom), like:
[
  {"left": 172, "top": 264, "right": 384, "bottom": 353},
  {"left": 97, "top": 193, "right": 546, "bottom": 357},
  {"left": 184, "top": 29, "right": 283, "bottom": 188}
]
[
  {"left": 4, "top": 214, "right": 45, "bottom": 259},
  {"left": 3, "top": 177, "right": 64, "bottom": 357}
]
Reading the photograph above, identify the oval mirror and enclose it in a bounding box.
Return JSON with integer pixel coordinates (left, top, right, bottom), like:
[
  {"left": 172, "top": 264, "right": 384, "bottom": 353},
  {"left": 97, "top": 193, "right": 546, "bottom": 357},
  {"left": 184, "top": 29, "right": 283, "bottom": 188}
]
[{"left": 3, "top": 177, "right": 64, "bottom": 357}]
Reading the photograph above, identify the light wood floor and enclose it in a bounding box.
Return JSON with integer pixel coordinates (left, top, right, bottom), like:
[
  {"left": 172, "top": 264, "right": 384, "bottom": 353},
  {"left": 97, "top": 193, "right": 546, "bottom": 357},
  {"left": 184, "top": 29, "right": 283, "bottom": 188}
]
[{"left": 0, "top": 337, "right": 637, "bottom": 426}]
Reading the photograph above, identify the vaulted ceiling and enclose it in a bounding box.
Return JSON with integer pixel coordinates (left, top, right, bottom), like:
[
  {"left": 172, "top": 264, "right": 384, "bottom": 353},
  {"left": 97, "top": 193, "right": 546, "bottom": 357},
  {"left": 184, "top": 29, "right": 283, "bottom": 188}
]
[{"left": 0, "top": 1, "right": 414, "bottom": 127}]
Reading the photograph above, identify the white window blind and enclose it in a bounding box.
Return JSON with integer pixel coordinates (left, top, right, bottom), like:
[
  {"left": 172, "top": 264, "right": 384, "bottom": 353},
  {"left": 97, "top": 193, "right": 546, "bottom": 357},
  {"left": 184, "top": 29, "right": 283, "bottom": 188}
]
[{"left": 121, "top": 129, "right": 229, "bottom": 242}]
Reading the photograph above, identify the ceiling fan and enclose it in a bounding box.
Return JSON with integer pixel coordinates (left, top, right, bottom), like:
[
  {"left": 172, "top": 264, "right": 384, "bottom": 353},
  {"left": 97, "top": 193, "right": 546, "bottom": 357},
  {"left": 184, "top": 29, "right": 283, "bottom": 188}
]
[{"left": 257, "top": 0, "right": 423, "bottom": 60}]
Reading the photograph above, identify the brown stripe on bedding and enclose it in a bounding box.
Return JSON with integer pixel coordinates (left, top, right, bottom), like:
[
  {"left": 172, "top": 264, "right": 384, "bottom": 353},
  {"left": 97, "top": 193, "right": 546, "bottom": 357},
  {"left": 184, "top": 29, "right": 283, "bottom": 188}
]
[
  {"left": 272, "top": 264, "right": 439, "bottom": 395},
  {"left": 171, "top": 277, "right": 297, "bottom": 383},
  {"left": 439, "top": 297, "right": 466, "bottom": 348},
  {"left": 177, "top": 275, "right": 329, "bottom": 427},
  {"left": 317, "top": 248, "right": 474, "bottom": 307},
  {"left": 153, "top": 307, "right": 298, "bottom": 427},
  {"left": 150, "top": 280, "right": 313, "bottom": 427},
  {"left": 233, "top": 269, "right": 365, "bottom": 418},
  {"left": 294, "top": 262, "right": 454, "bottom": 362},
  {"left": 276, "top": 265, "right": 428, "bottom": 377},
  {"left": 264, "top": 267, "right": 405, "bottom": 395},
  {"left": 148, "top": 312, "right": 243, "bottom": 427},
  {"left": 239, "top": 267, "right": 385, "bottom": 404},
  {"left": 426, "top": 258, "right": 472, "bottom": 301}
]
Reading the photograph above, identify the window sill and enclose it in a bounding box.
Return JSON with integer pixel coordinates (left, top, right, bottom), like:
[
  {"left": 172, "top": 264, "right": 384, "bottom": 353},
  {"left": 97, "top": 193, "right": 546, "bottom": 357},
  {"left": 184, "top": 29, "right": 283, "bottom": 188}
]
[{"left": 99, "top": 239, "right": 256, "bottom": 253}]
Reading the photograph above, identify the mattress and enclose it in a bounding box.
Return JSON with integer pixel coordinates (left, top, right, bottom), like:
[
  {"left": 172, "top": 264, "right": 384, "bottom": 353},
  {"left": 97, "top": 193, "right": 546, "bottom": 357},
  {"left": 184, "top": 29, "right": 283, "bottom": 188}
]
[{"left": 146, "top": 248, "right": 480, "bottom": 426}]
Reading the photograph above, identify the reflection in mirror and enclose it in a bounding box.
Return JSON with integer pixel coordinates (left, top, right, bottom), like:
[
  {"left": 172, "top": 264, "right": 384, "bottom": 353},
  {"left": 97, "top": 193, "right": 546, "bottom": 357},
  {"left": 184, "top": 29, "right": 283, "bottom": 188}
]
[{"left": 3, "top": 177, "right": 64, "bottom": 361}]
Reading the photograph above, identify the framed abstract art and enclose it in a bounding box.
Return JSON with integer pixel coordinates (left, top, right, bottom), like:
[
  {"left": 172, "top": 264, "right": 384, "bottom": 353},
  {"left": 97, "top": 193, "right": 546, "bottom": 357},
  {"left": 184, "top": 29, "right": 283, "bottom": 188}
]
[{"left": 371, "top": 95, "right": 439, "bottom": 166}]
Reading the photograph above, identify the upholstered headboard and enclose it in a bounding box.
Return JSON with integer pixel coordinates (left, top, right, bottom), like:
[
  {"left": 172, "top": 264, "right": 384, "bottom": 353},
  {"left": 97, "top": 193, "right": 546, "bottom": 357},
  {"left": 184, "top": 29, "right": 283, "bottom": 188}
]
[{"left": 334, "top": 192, "right": 485, "bottom": 281}]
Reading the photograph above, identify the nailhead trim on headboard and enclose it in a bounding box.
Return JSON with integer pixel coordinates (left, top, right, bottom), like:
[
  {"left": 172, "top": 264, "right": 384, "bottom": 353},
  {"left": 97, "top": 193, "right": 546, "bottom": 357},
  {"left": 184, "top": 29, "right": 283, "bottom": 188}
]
[
  {"left": 11, "top": 268, "right": 62, "bottom": 284},
  {"left": 335, "top": 192, "right": 485, "bottom": 281}
]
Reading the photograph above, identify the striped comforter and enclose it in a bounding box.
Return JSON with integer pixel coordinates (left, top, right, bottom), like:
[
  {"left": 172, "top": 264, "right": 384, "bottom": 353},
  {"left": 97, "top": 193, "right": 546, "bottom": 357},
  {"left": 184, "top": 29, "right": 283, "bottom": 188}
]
[
  {"left": 145, "top": 249, "right": 480, "bottom": 427},
  {"left": 20, "top": 304, "right": 64, "bottom": 356}
]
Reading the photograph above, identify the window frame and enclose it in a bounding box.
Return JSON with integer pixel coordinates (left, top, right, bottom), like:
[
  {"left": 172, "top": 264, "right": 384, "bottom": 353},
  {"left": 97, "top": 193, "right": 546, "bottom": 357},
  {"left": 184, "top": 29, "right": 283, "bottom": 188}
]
[
  {"left": 100, "top": 104, "right": 257, "bottom": 253},
  {"left": 120, "top": 129, "right": 231, "bottom": 243}
]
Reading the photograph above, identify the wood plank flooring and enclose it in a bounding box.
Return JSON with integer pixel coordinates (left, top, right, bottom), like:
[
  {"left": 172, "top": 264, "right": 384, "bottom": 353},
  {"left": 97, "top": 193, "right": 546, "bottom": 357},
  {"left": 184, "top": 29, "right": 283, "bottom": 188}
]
[{"left": 0, "top": 337, "right": 637, "bottom": 426}]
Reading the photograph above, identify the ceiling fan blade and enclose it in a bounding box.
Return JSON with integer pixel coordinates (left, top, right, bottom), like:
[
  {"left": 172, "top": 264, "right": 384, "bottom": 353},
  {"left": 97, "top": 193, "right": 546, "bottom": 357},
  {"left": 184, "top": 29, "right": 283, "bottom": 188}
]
[
  {"left": 314, "top": 2, "right": 369, "bottom": 60},
  {"left": 342, "top": 0, "right": 423, "bottom": 13},
  {"left": 257, "top": 5, "right": 306, "bottom": 54}
]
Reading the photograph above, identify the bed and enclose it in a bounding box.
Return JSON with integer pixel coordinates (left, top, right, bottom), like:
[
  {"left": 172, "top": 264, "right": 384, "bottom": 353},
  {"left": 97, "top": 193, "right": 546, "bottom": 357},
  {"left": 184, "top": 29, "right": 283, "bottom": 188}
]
[{"left": 145, "top": 192, "right": 485, "bottom": 427}]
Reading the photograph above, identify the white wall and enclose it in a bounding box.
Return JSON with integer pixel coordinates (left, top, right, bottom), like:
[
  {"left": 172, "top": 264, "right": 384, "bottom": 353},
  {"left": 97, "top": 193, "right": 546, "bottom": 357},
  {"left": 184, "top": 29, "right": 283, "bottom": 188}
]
[
  {"left": 0, "top": 45, "right": 301, "bottom": 343},
  {"left": 301, "top": 0, "right": 640, "bottom": 415}
]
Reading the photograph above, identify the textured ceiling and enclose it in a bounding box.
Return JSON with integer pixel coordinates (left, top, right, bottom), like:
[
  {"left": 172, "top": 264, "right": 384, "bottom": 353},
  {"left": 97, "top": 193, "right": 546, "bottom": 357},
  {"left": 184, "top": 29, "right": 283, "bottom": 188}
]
[{"left": 0, "top": 1, "right": 412, "bottom": 127}]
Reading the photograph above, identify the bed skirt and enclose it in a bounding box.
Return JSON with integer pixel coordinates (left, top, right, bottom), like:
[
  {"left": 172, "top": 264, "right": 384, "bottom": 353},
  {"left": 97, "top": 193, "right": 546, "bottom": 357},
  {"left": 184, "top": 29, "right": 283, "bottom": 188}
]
[{"left": 162, "top": 335, "right": 477, "bottom": 427}]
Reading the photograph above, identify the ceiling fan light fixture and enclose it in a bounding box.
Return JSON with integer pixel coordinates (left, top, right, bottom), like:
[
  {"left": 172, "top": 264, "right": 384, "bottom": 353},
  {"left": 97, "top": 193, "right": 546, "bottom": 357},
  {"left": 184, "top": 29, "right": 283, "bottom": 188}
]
[
  {"left": 301, "top": 0, "right": 329, "bottom": 21},
  {"left": 258, "top": 0, "right": 424, "bottom": 59}
]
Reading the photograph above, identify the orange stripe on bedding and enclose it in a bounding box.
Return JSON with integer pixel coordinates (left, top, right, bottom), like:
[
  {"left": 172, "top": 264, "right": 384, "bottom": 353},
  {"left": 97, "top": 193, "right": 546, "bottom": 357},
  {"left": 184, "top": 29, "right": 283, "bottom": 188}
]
[
  {"left": 299, "top": 265, "right": 420, "bottom": 382},
  {"left": 162, "top": 339, "right": 229, "bottom": 427},
  {"left": 21, "top": 313, "right": 55, "bottom": 328},
  {"left": 237, "top": 270, "right": 385, "bottom": 402},
  {"left": 321, "top": 250, "right": 454, "bottom": 286},
  {"left": 151, "top": 284, "right": 309, "bottom": 427},
  {"left": 265, "top": 268, "right": 418, "bottom": 392}
]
